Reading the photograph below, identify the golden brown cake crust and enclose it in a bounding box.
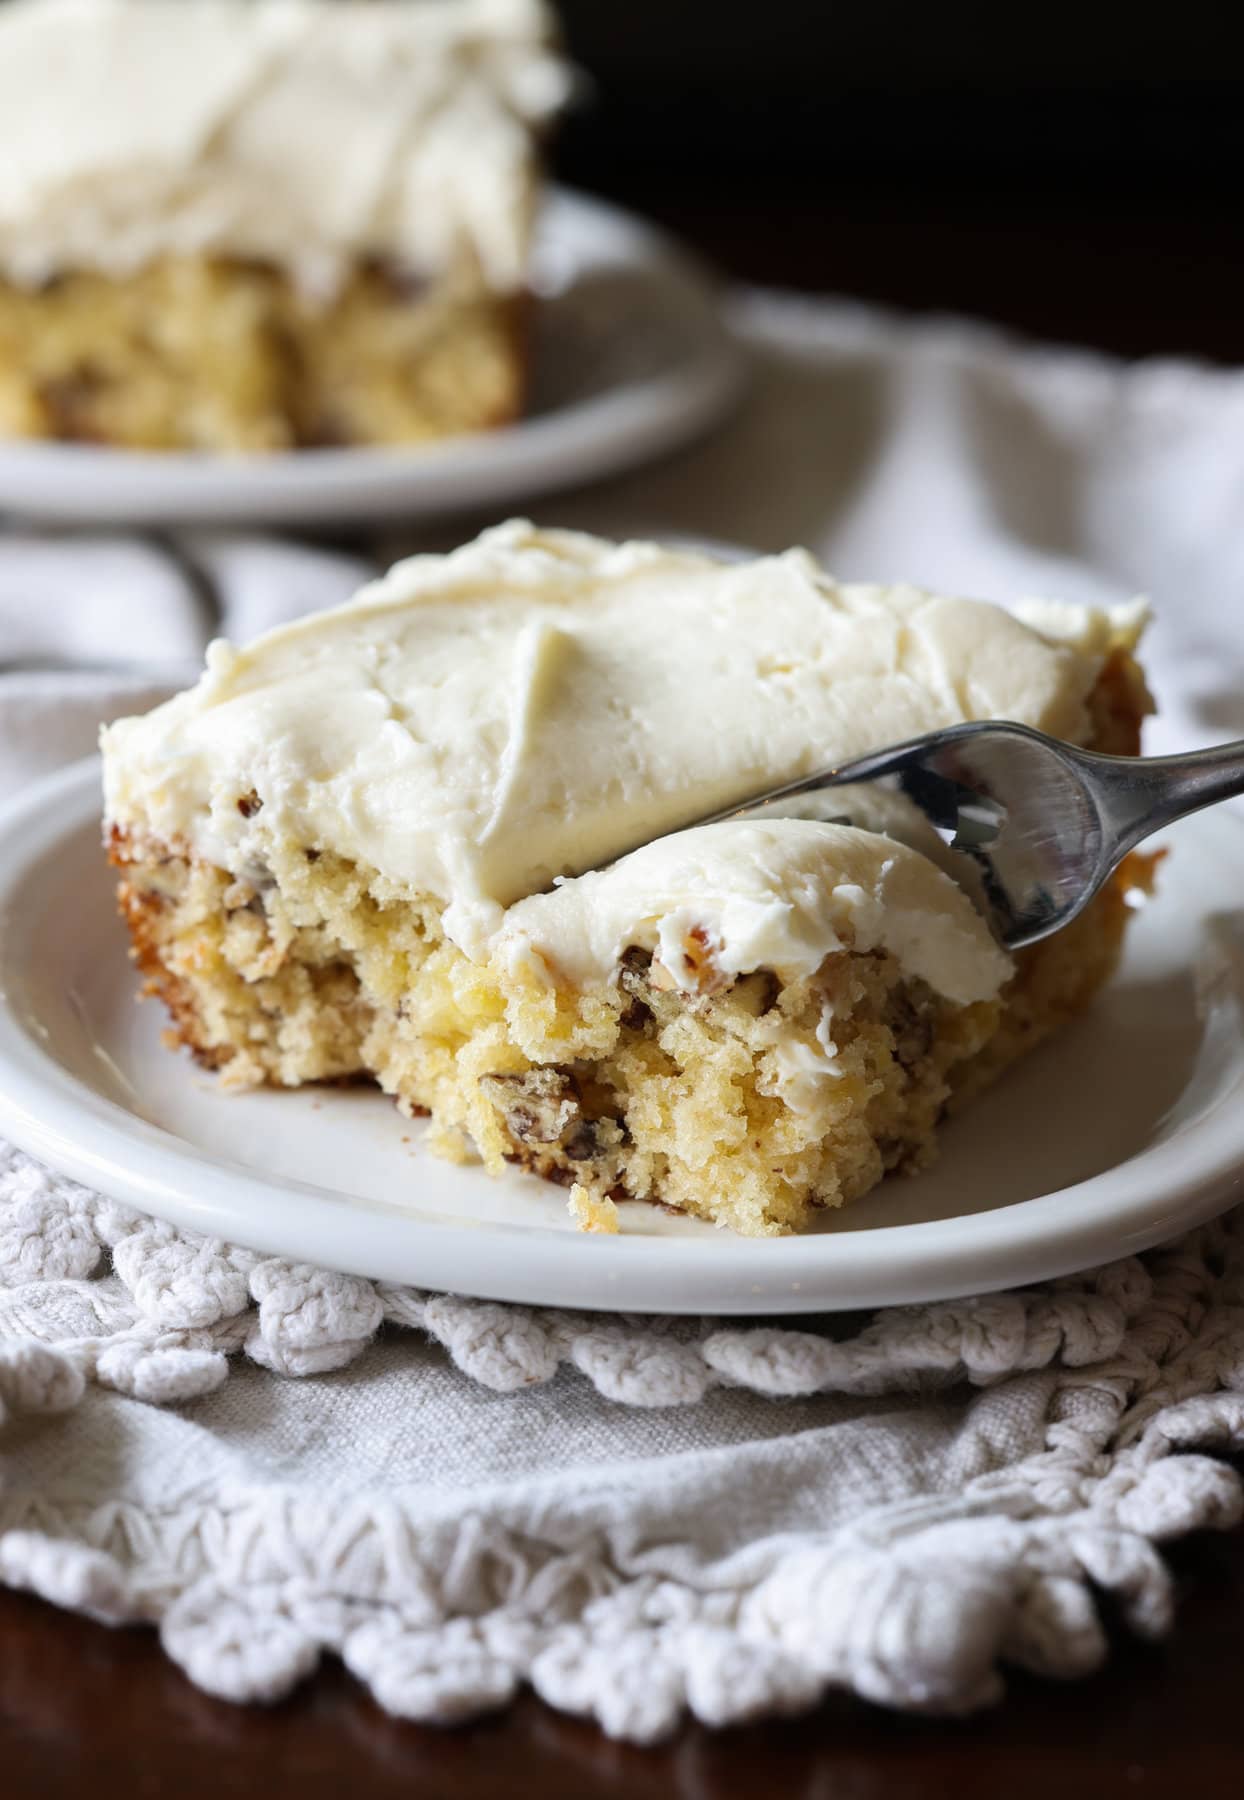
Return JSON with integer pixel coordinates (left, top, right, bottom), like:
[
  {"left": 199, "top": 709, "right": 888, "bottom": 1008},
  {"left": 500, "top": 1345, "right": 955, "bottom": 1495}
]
[
  {"left": 1087, "top": 647, "right": 1151, "bottom": 756},
  {"left": 111, "top": 826, "right": 228, "bottom": 1068}
]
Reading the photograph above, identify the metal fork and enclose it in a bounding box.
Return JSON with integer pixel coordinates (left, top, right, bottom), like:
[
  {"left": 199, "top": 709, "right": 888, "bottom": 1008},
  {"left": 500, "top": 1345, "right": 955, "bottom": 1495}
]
[{"left": 684, "top": 722, "right": 1244, "bottom": 949}]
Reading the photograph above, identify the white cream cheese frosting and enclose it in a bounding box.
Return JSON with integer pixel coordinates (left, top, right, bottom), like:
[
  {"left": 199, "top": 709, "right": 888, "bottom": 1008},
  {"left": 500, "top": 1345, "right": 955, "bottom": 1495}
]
[
  {"left": 102, "top": 520, "right": 1146, "bottom": 961},
  {"left": 0, "top": 0, "right": 568, "bottom": 295},
  {"left": 496, "top": 820, "right": 1014, "bottom": 1006}
]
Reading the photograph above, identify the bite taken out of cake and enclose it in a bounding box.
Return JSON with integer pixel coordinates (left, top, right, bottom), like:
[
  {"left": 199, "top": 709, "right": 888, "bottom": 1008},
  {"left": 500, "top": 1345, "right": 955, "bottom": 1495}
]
[
  {"left": 0, "top": 0, "right": 569, "bottom": 452},
  {"left": 101, "top": 522, "right": 1153, "bottom": 1236}
]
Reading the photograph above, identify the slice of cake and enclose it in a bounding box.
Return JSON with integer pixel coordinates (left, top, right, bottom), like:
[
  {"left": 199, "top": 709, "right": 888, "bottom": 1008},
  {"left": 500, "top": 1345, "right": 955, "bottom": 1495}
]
[
  {"left": 0, "top": 0, "right": 568, "bottom": 451},
  {"left": 101, "top": 522, "right": 1152, "bottom": 1236}
]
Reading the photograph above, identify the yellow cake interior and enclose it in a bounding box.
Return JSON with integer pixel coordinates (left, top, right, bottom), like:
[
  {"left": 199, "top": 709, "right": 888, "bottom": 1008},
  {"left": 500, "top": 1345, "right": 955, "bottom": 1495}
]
[
  {"left": 109, "top": 822, "right": 1148, "bottom": 1240},
  {"left": 0, "top": 258, "right": 525, "bottom": 452}
]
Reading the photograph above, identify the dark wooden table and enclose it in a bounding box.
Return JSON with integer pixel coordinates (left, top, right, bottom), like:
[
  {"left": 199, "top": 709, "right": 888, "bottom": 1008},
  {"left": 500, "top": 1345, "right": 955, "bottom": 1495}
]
[
  {"left": 6, "top": 180, "right": 1244, "bottom": 1795},
  {"left": 4, "top": 1521, "right": 1244, "bottom": 1797}
]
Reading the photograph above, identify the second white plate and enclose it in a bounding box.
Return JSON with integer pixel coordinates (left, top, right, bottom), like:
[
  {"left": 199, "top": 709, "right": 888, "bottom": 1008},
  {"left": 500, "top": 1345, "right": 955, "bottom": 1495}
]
[
  {"left": 0, "top": 190, "right": 744, "bottom": 528},
  {"left": 0, "top": 761, "right": 1242, "bottom": 1314}
]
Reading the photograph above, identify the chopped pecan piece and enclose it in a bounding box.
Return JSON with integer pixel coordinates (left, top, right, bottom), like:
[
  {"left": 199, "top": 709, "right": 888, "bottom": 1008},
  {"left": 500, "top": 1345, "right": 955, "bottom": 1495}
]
[
  {"left": 616, "top": 945, "right": 654, "bottom": 1028},
  {"left": 481, "top": 1067, "right": 579, "bottom": 1145},
  {"left": 652, "top": 923, "right": 730, "bottom": 997},
  {"left": 561, "top": 1120, "right": 600, "bottom": 1161},
  {"left": 885, "top": 990, "right": 934, "bottom": 1069}
]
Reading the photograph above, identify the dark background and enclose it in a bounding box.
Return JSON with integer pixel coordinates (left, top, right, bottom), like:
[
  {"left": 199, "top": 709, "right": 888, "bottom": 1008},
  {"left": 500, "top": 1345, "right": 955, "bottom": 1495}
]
[{"left": 554, "top": 0, "right": 1244, "bottom": 359}]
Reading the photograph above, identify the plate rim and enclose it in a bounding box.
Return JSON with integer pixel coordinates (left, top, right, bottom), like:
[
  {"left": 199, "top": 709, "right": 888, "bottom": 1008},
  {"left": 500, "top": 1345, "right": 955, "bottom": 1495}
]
[
  {"left": 0, "top": 758, "right": 1241, "bottom": 1315},
  {"left": 0, "top": 188, "right": 746, "bottom": 527}
]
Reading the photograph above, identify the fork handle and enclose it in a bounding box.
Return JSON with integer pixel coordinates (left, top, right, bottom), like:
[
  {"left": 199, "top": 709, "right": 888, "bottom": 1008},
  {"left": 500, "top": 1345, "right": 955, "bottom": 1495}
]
[{"left": 1093, "top": 737, "right": 1244, "bottom": 856}]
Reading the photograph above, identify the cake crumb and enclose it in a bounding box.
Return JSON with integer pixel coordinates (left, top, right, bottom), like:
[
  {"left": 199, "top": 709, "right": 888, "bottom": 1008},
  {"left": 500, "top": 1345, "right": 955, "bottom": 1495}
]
[{"left": 568, "top": 1184, "right": 619, "bottom": 1235}]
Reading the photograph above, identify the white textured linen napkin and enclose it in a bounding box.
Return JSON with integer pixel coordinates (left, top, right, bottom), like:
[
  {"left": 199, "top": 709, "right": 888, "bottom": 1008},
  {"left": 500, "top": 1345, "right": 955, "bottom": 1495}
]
[{"left": 3, "top": 291, "right": 1244, "bottom": 1741}]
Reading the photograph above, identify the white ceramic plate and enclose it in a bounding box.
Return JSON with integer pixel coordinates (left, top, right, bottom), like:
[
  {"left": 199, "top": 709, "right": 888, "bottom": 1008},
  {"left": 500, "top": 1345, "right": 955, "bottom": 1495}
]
[
  {"left": 0, "top": 191, "right": 743, "bottom": 528},
  {"left": 1, "top": 759, "right": 1242, "bottom": 1315}
]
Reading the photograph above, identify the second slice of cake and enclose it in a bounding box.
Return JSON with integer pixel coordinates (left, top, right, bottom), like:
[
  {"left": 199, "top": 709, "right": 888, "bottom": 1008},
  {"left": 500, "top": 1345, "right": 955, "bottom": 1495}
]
[{"left": 0, "top": 0, "right": 568, "bottom": 451}]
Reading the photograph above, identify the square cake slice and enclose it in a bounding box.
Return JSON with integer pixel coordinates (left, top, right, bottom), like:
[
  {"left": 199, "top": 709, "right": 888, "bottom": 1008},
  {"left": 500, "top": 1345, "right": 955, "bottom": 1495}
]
[
  {"left": 0, "top": 0, "right": 568, "bottom": 451},
  {"left": 101, "top": 522, "right": 1152, "bottom": 1236}
]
